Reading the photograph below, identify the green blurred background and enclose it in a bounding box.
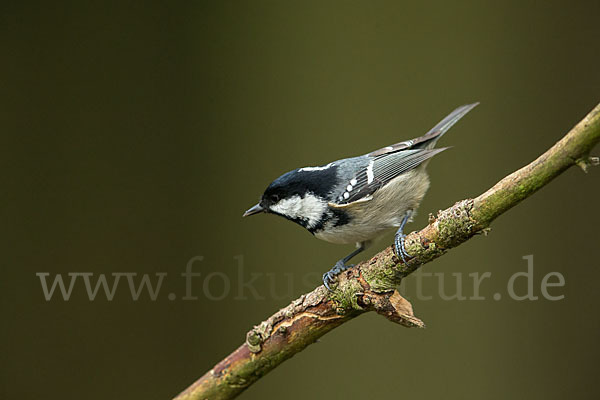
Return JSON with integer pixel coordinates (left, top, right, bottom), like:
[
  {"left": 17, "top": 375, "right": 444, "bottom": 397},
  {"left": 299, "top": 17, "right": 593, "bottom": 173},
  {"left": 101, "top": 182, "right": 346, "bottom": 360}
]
[{"left": 2, "top": 1, "right": 599, "bottom": 399}]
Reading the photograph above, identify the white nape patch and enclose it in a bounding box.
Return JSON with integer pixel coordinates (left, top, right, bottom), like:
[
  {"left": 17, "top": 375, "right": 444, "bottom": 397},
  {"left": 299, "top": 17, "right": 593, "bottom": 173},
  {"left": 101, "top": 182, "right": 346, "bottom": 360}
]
[
  {"left": 366, "top": 160, "right": 374, "bottom": 184},
  {"left": 269, "top": 193, "right": 327, "bottom": 229},
  {"left": 350, "top": 178, "right": 357, "bottom": 186},
  {"left": 299, "top": 162, "right": 333, "bottom": 172}
]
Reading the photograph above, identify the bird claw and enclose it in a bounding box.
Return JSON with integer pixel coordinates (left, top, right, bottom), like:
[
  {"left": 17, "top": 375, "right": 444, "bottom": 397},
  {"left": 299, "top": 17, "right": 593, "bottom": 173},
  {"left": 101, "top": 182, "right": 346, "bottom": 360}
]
[
  {"left": 394, "top": 233, "right": 412, "bottom": 264},
  {"left": 322, "top": 271, "right": 335, "bottom": 291},
  {"left": 322, "top": 261, "right": 352, "bottom": 291}
]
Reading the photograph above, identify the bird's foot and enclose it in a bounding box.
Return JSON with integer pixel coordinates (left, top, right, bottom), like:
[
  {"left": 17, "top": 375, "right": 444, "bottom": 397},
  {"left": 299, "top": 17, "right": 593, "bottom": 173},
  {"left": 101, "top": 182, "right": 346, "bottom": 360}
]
[
  {"left": 322, "top": 260, "right": 353, "bottom": 291},
  {"left": 394, "top": 232, "right": 413, "bottom": 264}
]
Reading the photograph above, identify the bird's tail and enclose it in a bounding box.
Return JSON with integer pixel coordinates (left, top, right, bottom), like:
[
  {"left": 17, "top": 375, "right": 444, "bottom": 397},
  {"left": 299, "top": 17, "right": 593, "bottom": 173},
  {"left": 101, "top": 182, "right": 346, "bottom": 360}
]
[
  {"left": 415, "top": 102, "right": 479, "bottom": 149},
  {"left": 367, "top": 102, "right": 479, "bottom": 157}
]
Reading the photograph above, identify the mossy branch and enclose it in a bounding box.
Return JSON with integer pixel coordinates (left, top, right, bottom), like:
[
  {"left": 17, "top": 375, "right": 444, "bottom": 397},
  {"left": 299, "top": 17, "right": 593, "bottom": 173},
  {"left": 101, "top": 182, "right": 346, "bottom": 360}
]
[{"left": 173, "top": 103, "right": 600, "bottom": 400}]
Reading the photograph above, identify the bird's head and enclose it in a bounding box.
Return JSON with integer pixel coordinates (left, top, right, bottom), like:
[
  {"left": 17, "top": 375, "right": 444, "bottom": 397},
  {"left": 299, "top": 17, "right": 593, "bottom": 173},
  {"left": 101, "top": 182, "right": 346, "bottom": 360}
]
[{"left": 243, "top": 167, "right": 336, "bottom": 229}]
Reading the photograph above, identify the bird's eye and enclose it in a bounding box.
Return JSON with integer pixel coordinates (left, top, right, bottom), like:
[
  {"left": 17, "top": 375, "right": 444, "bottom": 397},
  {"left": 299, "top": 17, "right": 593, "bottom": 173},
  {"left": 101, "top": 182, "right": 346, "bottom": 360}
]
[{"left": 270, "top": 194, "right": 280, "bottom": 203}]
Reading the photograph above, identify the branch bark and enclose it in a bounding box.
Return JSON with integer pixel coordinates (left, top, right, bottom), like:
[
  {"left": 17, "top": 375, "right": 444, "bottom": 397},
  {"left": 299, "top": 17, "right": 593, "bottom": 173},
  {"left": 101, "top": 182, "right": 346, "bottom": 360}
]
[{"left": 174, "top": 103, "right": 600, "bottom": 400}]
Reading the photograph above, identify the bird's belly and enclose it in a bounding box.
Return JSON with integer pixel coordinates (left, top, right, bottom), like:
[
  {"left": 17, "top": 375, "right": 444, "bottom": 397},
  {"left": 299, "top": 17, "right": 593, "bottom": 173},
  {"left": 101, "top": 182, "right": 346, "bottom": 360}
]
[
  {"left": 314, "top": 169, "right": 431, "bottom": 245},
  {"left": 314, "top": 221, "right": 395, "bottom": 244}
]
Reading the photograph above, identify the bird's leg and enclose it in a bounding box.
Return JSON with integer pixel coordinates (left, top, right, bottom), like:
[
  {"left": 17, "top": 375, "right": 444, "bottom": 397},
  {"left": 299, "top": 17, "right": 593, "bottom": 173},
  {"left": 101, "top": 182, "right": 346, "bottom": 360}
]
[
  {"left": 394, "top": 210, "right": 414, "bottom": 264},
  {"left": 322, "top": 243, "right": 366, "bottom": 291}
]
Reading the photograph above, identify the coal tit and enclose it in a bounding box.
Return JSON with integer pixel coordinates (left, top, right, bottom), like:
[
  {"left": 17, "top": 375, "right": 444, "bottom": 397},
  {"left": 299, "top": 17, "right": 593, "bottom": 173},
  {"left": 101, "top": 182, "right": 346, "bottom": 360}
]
[{"left": 244, "top": 103, "right": 478, "bottom": 290}]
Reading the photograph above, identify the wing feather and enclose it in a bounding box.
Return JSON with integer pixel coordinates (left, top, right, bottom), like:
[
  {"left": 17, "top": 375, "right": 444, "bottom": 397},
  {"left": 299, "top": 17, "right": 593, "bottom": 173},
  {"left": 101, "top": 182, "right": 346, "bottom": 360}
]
[
  {"left": 329, "top": 103, "right": 477, "bottom": 206},
  {"left": 331, "top": 148, "right": 448, "bottom": 206}
]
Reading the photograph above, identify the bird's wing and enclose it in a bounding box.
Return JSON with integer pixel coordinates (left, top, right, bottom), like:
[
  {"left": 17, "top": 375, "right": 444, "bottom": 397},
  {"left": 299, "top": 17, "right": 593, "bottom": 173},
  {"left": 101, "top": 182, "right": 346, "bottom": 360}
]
[
  {"left": 329, "top": 147, "right": 447, "bottom": 207},
  {"left": 329, "top": 103, "right": 477, "bottom": 207}
]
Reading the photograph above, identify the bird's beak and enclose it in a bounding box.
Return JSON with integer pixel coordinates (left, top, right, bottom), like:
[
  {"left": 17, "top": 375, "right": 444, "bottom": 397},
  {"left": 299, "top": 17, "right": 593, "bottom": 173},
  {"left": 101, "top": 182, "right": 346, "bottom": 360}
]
[{"left": 243, "top": 203, "right": 264, "bottom": 217}]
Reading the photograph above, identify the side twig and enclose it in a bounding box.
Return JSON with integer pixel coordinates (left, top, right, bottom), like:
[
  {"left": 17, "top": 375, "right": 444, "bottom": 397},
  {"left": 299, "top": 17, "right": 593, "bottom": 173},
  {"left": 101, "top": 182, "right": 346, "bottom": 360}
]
[{"left": 174, "top": 103, "right": 600, "bottom": 400}]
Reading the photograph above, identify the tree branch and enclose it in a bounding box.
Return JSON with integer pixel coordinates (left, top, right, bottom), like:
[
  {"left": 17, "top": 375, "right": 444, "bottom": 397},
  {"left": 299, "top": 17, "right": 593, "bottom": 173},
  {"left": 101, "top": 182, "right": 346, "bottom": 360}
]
[{"left": 173, "top": 103, "right": 600, "bottom": 400}]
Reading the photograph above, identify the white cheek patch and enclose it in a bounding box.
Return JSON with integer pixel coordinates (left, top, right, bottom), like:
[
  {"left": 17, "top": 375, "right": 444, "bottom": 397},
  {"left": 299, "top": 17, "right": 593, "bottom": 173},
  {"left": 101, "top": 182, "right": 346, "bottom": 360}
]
[{"left": 270, "top": 194, "right": 327, "bottom": 228}]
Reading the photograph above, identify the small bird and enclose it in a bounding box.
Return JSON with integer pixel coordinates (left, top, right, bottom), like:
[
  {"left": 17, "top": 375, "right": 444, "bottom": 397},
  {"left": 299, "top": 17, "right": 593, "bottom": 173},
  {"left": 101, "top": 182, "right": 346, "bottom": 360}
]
[{"left": 243, "top": 103, "right": 478, "bottom": 290}]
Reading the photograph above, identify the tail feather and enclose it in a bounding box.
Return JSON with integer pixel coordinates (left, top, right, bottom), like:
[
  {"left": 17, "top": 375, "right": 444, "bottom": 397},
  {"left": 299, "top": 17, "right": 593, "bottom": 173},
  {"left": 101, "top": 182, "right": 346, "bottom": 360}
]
[
  {"left": 368, "top": 102, "right": 478, "bottom": 157},
  {"left": 419, "top": 102, "right": 479, "bottom": 147}
]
